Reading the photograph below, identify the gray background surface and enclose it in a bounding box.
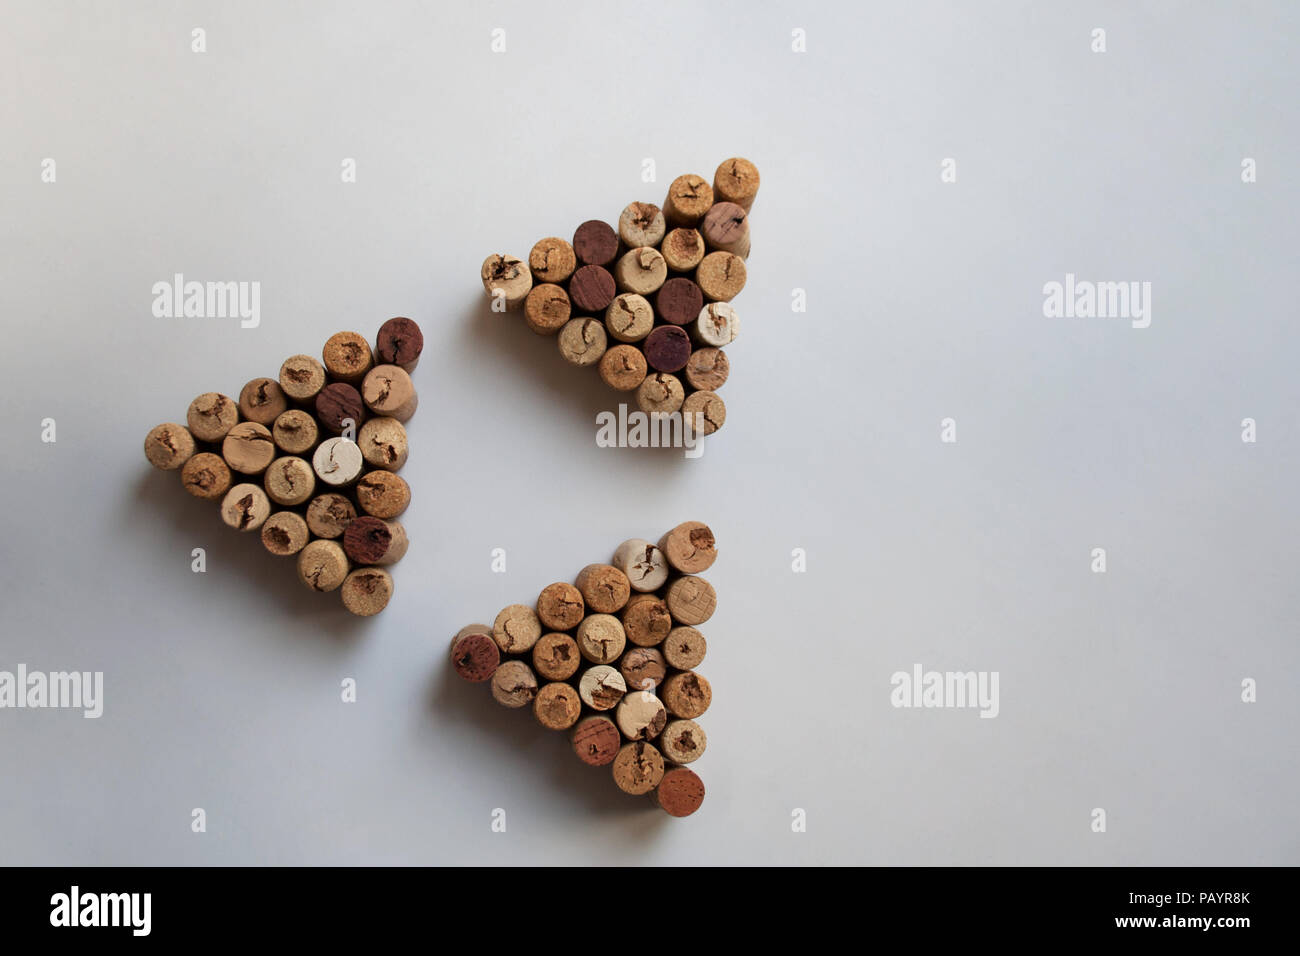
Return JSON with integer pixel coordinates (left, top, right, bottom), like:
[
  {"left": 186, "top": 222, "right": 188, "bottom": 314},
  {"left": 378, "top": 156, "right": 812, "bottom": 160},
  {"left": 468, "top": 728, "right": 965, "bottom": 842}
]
[{"left": 1, "top": 0, "right": 1297, "bottom": 865}]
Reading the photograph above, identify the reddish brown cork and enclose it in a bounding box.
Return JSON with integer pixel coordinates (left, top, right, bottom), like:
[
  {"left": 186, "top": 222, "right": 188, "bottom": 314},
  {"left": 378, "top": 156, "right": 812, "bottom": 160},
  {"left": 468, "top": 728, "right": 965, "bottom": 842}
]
[{"left": 653, "top": 766, "right": 705, "bottom": 817}]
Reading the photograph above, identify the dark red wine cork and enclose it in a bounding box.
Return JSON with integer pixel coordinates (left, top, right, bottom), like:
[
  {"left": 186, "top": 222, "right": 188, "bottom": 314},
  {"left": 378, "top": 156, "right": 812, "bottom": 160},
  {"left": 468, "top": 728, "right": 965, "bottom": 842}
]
[
  {"left": 534, "top": 682, "right": 582, "bottom": 730},
  {"left": 450, "top": 625, "right": 500, "bottom": 683},
  {"left": 523, "top": 283, "right": 571, "bottom": 335},
  {"left": 655, "top": 277, "right": 704, "bottom": 326},
  {"left": 342, "top": 516, "right": 408, "bottom": 566},
  {"left": 571, "top": 715, "right": 622, "bottom": 767},
  {"left": 238, "top": 377, "right": 288, "bottom": 426},
  {"left": 713, "top": 157, "right": 760, "bottom": 212},
  {"left": 375, "top": 317, "right": 423, "bottom": 372},
  {"left": 662, "top": 228, "right": 705, "bottom": 272},
  {"left": 315, "top": 383, "right": 366, "bottom": 434},
  {"left": 619, "top": 646, "right": 666, "bottom": 692},
  {"left": 653, "top": 766, "right": 705, "bottom": 817},
  {"left": 622, "top": 594, "right": 673, "bottom": 647},
  {"left": 598, "top": 344, "right": 648, "bottom": 391},
  {"left": 532, "top": 632, "right": 580, "bottom": 681},
  {"left": 569, "top": 264, "right": 617, "bottom": 313},
  {"left": 181, "top": 452, "right": 232, "bottom": 500},
  {"left": 144, "top": 423, "right": 195, "bottom": 471},
  {"left": 700, "top": 201, "right": 750, "bottom": 257},
  {"left": 663, "top": 174, "right": 713, "bottom": 228},
  {"left": 612, "top": 741, "right": 665, "bottom": 795},
  {"left": 279, "top": 355, "right": 327, "bottom": 402},
  {"left": 575, "top": 564, "right": 631, "bottom": 614},
  {"left": 186, "top": 392, "right": 239, "bottom": 442},
  {"left": 684, "top": 347, "right": 730, "bottom": 391},
  {"left": 643, "top": 325, "right": 691, "bottom": 373},
  {"left": 355, "top": 470, "right": 410, "bottom": 518},
  {"left": 659, "top": 521, "right": 717, "bottom": 574},
  {"left": 322, "top": 331, "right": 374, "bottom": 384},
  {"left": 529, "top": 237, "right": 577, "bottom": 284},
  {"left": 572, "top": 220, "right": 619, "bottom": 267},
  {"left": 661, "top": 671, "right": 712, "bottom": 719},
  {"left": 305, "top": 492, "right": 356, "bottom": 538},
  {"left": 537, "top": 582, "right": 585, "bottom": 631}
]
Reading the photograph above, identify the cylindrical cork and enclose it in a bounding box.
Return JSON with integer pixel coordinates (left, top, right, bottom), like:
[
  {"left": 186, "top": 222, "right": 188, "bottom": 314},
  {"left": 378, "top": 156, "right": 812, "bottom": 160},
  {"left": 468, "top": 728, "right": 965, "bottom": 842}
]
[
  {"left": 360, "top": 365, "right": 418, "bottom": 422},
  {"left": 536, "top": 582, "right": 585, "bottom": 631},
  {"left": 493, "top": 604, "right": 542, "bottom": 655},
  {"left": 322, "top": 331, "right": 375, "bottom": 384},
  {"left": 622, "top": 594, "right": 673, "bottom": 647},
  {"left": 357, "top": 417, "right": 407, "bottom": 471},
  {"left": 568, "top": 265, "right": 617, "bottom": 314},
  {"left": 620, "top": 646, "right": 666, "bottom": 692},
  {"left": 481, "top": 253, "right": 532, "bottom": 310},
  {"left": 663, "top": 173, "right": 713, "bottom": 228},
  {"left": 683, "top": 390, "right": 726, "bottom": 435},
  {"left": 222, "top": 422, "right": 276, "bottom": 475},
  {"left": 305, "top": 492, "right": 356, "bottom": 539},
  {"left": 660, "top": 719, "right": 707, "bottom": 765},
  {"left": 557, "top": 317, "right": 608, "bottom": 368},
  {"left": 313, "top": 437, "right": 364, "bottom": 488},
  {"left": 186, "top": 392, "right": 239, "bottom": 442},
  {"left": 618, "top": 202, "right": 666, "bottom": 248},
  {"left": 491, "top": 660, "right": 538, "bottom": 708},
  {"left": 684, "top": 347, "right": 730, "bottom": 392},
  {"left": 575, "top": 564, "right": 631, "bottom": 614},
  {"left": 700, "top": 201, "right": 751, "bottom": 257},
  {"left": 572, "top": 220, "right": 619, "bottom": 268},
  {"left": 532, "top": 632, "right": 580, "bottom": 681},
  {"left": 713, "top": 157, "right": 760, "bottom": 212},
  {"left": 272, "top": 409, "right": 318, "bottom": 455},
  {"left": 237, "top": 378, "right": 288, "bottom": 426},
  {"left": 656, "top": 277, "right": 704, "bottom": 327},
  {"left": 615, "top": 690, "right": 668, "bottom": 741},
  {"left": 692, "top": 302, "right": 739, "bottom": 347},
  {"left": 534, "top": 682, "right": 582, "bottom": 730},
  {"left": 598, "top": 344, "right": 648, "bottom": 391},
  {"left": 529, "top": 237, "right": 577, "bottom": 285},
  {"left": 665, "top": 576, "right": 717, "bottom": 626},
  {"left": 144, "top": 423, "right": 196, "bottom": 471},
  {"left": 613, "top": 247, "right": 668, "bottom": 296},
  {"left": 612, "top": 741, "right": 665, "bottom": 795},
  {"left": 374, "top": 317, "right": 424, "bottom": 372},
  {"left": 653, "top": 766, "right": 706, "bottom": 817},
  {"left": 296, "top": 539, "right": 350, "bottom": 592},
  {"left": 450, "top": 625, "right": 500, "bottom": 683},
  {"left": 342, "top": 516, "right": 408, "bottom": 566},
  {"left": 661, "top": 671, "right": 712, "bottom": 719},
  {"left": 659, "top": 521, "right": 717, "bottom": 574},
  {"left": 279, "top": 355, "right": 327, "bottom": 402},
  {"left": 662, "top": 228, "right": 706, "bottom": 272},
  {"left": 523, "top": 283, "right": 571, "bottom": 336},
  {"left": 643, "top": 327, "right": 691, "bottom": 374},
  {"left": 315, "top": 383, "right": 366, "bottom": 435},
  {"left": 577, "top": 614, "right": 627, "bottom": 664},
  {"left": 612, "top": 539, "right": 670, "bottom": 593},
  {"left": 340, "top": 566, "right": 393, "bottom": 616},
  {"left": 264, "top": 455, "right": 316, "bottom": 506},
  {"left": 261, "top": 511, "right": 310, "bottom": 557},
  {"left": 695, "top": 252, "right": 746, "bottom": 302},
  {"left": 220, "top": 483, "right": 271, "bottom": 533},
  {"left": 355, "top": 470, "right": 410, "bottom": 518},
  {"left": 605, "top": 293, "right": 654, "bottom": 343},
  {"left": 636, "top": 372, "right": 685, "bottom": 415},
  {"left": 663, "top": 626, "right": 707, "bottom": 670},
  {"left": 578, "top": 665, "right": 627, "bottom": 711},
  {"left": 571, "top": 715, "right": 622, "bottom": 767},
  {"left": 181, "top": 452, "right": 232, "bottom": 500}
]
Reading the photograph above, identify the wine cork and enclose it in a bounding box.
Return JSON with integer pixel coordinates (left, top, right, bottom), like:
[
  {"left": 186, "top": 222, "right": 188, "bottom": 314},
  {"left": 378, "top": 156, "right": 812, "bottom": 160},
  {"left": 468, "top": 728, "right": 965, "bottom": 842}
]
[
  {"left": 571, "top": 715, "right": 621, "bottom": 767},
  {"left": 313, "top": 437, "right": 364, "bottom": 488},
  {"left": 655, "top": 277, "right": 704, "bottom": 326},
  {"left": 695, "top": 252, "right": 746, "bottom": 301},
  {"left": 636, "top": 372, "right": 685, "bottom": 415},
  {"left": 575, "top": 564, "right": 631, "bottom": 613},
  {"left": 618, "top": 201, "right": 666, "bottom": 248},
  {"left": 665, "top": 576, "right": 717, "bottom": 626},
  {"left": 296, "top": 539, "right": 350, "bottom": 592},
  {"left": 361, "top": 364, "right": 418, "bottom": 422},
  {"left": 480, "top": 253, "right": 532, "bottom": 310},
  {"left": 534, "top": 682, "right": 582, "bottom": 730},
  {"left": 659, "top": 521, "right": 717, "bottom": 574},
  {"left": 622, "top": 594, "right": 672, "bottom": 647},
  {"left": 615, "top": 690, "right": 667, "bottom": 742},
  {"left": 491, "top": 660, "right": 538, "bottom": 708},
  {"left": 315, "top": 383, "right": 366, "bottom": 434},
  {"left": 305, "top": 492, "right": 356, "bottom": 538},
  {"left": 612, "top": 741, "right": 665, "bottom": 795},
  {"left": 577, "top": 664, "right": 626, "bottom": 711},
  {"left": 342, "top": 516, "right": 408, "bottom": 566},
  {"left": 643, "top": 326, "right": 691, "bottom": 373},
  {"left": 220, "top": 483, "right": 271, "bottom": 532},
  {"left": 568, "top": 265, "right": 617, "bottom": 313},
  {"left": 532, "top": 632, "right": 580, "bottom": 681},
  {"left": 374, "top": 317, "right": 424, "bottom": 372},
  {"left": 713, "top": 157, "right": 760, "bottom": 212},
  {"left": 523, "top": 283, "right": 571, "bottom": 336},
  {"left": 529, "top": 237, "right": 577, "bottom": 284},
  {"left": 451, "top": 625, "right": 500, "bottom": 683},
  {"left": 660, "top": 719, "right": 706, "bottom": 765},
  {"left": 661, "top": 671, "right": 712, "bottom": 719},
  {"left": 700, "top": 201, "right": 750, "bottom": 257},
  {"left": 356, "top": 470, "right": 410, "bottom": 518},
  {"left": 322, "top": 331, "right": 374, "bottom": 384},
  {"left": 340, "top": 566, "right": 393, "bottom": 616},
  {"left": 536, "top": 582, "right": 585, "bottom": 631},
  {"left": 357, "top": 417, "right": 408, "bottom": 470},
  {"left": 263, "top": 455, "right": 316, "bottom": 506},
  {"left": 186, "top": 392, "right": 239, "bottom": 442},
  {"left": 683, "top": 390, "right": 726, "bottom": 435},
  {"left": 663, "top": 626, "right": 706, "bottom": 670},
  {"left": 572, "top": 220, "right": 619, "bottom": 267},
  {"left": 577, "top": 614, "right": 627, "bottom": 664},
  {"left": 653, "top": 766, "right": 705, "bottom": 817},
  {"left": 237, "top": 377, "right": 288, "bottom": 426},
  {"left": 619, "top": 646, "right": 666, "bottom": 692},
  {"left": 598, "top": 344, "right": 648, "bottom": 391},
  {"left": 612, "top": 539, "right": 670, "bottom": 593},
  {"left": 605, "top": 293, "right": 654, "bottom": 343},
  {"left": 692, "top": 302, "right": 739, "bottom": 347},
  {"left": 261, "top": 511, "right": 310, "bottom": 557},
  {"left": 144, "top": 423, "right": 195, "bottom": 471},
  {"left": 662, "top": 228, "right": 705, "bottom": 272},
  {"left": 221, "top": 422, "right": 276, "bottom": 475},
  {"left": 684, "top": 347, "right": 730, "bottom": 392},
  {"left": 613, "top": 247, "right": 667, "bottom": 296},
  {"left": 557, "top": 317, "right": 608, "bottom": 368},
  {"left": 663, "top": 173, "right": 713, "bottom": 228},
  {"left": 279, "top": 355, "right": 327, "bottom": 402},
  {"left": 493, "top": 604, "right": 542, "bottom": 654},
  {"left": 272, "top": 409, "right": 318, "bottom": 455},
  {"left": 180, "top": 452, "right": 232, "bottom": 500}
]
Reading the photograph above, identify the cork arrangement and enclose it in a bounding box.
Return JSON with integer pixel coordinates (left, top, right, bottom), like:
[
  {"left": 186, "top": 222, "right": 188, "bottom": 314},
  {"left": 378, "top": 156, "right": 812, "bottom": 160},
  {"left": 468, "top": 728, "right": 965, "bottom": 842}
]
[
  {"left": 142, "top": 318, "right": 424, "bottom": 616},
  {"left": 480, "top": 158, "right": 758, "bottom": 436},
  {"left": 451, "top": 522, "right": 717, "bottom": 817}
]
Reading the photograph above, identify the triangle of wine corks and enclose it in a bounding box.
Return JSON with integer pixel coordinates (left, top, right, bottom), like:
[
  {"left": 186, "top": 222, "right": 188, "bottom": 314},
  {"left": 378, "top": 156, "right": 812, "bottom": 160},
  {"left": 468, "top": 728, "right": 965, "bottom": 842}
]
[
  {"left": 451, "top": 522, "right": 717, "bottom": 817},
  {"left": 480, "top": 158, "right": 757, "bottom": 435},
  {"left": 141, "top": 318, "right": 423, "bottom": 616}
]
